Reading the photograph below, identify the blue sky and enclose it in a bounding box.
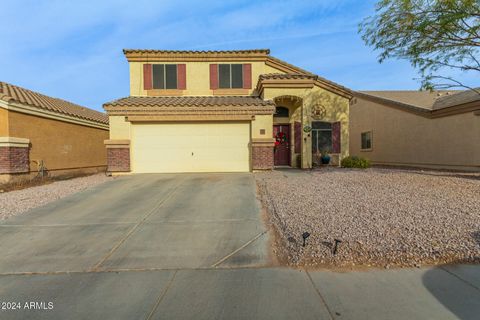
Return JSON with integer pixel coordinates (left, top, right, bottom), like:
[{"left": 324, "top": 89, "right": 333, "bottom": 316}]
[{"left": 1, "top": 0, "right": 478, "bottom": 112}]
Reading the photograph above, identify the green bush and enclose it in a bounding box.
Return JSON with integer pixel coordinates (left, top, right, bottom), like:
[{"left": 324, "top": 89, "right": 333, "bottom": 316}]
[{"left": 341, "top": 156, "right": 371, "bottom": 169}]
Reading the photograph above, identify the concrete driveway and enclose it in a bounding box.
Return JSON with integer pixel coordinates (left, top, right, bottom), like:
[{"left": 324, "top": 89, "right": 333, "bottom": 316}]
[
  {"left": 0, "top": 173, "right": 479, "bottom": 319},
  {"left": 0, "top": 173, "right": 269, "bottom": 273}
]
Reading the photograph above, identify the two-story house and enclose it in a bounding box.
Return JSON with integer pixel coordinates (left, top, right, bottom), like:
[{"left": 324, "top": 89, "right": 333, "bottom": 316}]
[{"left": 103, "top": 49, "right": 352, "bottom": 173}]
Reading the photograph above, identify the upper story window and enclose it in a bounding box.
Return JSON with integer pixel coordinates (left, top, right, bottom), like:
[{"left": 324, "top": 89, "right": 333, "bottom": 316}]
[
  {"left": 219, "top": 64, "right": 243, "bottom": 89},
  {"left": 153, "top": 64, "right": 177, "bottom": 89},
  {"left": 210, "top": 64, "right": 251, "bottom": 90},
  {"left": 143, "top": 64, "right": 186, "bottom": 91}
]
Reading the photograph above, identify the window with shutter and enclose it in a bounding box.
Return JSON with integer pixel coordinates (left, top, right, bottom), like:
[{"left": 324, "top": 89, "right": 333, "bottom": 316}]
[
  {"left": 149, "top": 64, "right": 179, "bottom": 89},
  {"left": 311, "top": 121, "right": 333, "bottom": 153},
  {"left": 218, "top": 64, "right": 244, "bottom": 89}
]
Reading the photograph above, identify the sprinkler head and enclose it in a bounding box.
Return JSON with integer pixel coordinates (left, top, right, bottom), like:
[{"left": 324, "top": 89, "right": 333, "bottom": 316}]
[
  {"left": 333, "top": 239, "right": 342, "bottom": 255},
  {"left": 302, "top": 232, "right": 310, "bottom": 247}
]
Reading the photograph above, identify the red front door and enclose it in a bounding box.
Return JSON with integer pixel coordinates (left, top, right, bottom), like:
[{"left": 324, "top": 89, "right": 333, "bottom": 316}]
[{"left": 273, "top": 124, "right": 290, "bottom": 166}]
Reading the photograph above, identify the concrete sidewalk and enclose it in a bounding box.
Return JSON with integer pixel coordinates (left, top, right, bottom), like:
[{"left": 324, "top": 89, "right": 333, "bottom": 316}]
[{"left": 0, "top": 265, "right": 479, "bottom": 319}]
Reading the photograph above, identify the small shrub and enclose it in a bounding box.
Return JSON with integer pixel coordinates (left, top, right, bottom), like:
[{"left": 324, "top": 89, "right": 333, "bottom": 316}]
[{"left": 341, "top": 156, "right": 371, "bottom": 169}]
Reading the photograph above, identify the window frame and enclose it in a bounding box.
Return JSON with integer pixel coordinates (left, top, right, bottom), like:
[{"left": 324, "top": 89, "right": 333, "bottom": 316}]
[
  {"left": 311, "top": 121, "right": 333, "bottom": 154},
  {"left": 218, "top": 64, "right": 243, "bottom": 89},
  {"left": 152, "top": 64, "right": 178, "bottom": 90},
  {"left": 361, "top": 131, "right": 373, "bottom": 151}
]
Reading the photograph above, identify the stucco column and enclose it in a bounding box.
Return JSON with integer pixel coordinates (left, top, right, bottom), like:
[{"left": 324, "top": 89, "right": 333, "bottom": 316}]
[
  {"left": 0, "top": 137, "right": 30, "bottom": 174},
  {"left": 301, "top": 102, "right": 312, "bottom": 169},
  {"left": 104, "top": 140, "right": 131, "bottom": 172}
]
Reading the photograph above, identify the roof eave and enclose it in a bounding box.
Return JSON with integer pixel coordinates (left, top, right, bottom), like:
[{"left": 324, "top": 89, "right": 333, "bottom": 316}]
[{"left": 123, "top": 49, "right": 271, "bottom": 62}]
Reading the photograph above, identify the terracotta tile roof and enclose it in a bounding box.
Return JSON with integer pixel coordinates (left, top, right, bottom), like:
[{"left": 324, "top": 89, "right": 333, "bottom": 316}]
[
  {"left": 265, "top": 56, "right": 314, "bottom": 75},
  {"left": 0, "top": 82, "right": 108, "bottom": 125},
  {"left": 104, "top": 95, "right": 275, "bottom": 109},
  {"left": 265, "top": 56, "right": 352, "bottom": 97},
  {"left": 259, "top": 73, "right": 318, "bottom": 81},
  {"left": 357, "top": 90, "right": 466, "bottom": 110},
  {"left": 123, "top": 49, "right": 270, "bottom": 55},
  {"left": 433, "top": 89, "right": 480, "bottom": 109}
]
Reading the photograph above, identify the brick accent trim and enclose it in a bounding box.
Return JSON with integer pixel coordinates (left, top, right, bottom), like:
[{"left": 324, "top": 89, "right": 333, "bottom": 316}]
[
  {"left": 252, "top": 145, "right": 274, "bottom": 170},
  {"left": 0, "top": 146, "right": 30, "bottom": 174},
  {"left": 107, "top": 147, "right": 130, "bottom": 172}
]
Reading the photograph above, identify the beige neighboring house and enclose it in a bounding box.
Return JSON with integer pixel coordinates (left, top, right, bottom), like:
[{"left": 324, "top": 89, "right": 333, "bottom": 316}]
[
  {"left": 350, "top": 90, "right": 480, "bottom": 171},
  {"left": 0, "top": 82, "right": 109, "bottom": 183},
  {"left": 104, "top": 49, "right": 352, "bottom": 174}
]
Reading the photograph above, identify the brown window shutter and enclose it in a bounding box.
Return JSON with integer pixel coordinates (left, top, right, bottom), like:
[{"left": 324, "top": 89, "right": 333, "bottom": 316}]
[
  {"left": 242, "top": 64, "right": 252, "bottom": 89},
  {"left": 143, "top": 64, "right": 152, "bottom": 90},
  {"left": 177, "top": 64, "right": 186, "bottom": 90},
  {"left": 210, "top": 64, "right": 218, "bottom": 90},
  {"left": 332, "top": 122, "right": 341, "bottom": 153},
  {"left": 294, "top": 121, "right": 302, "bottom": 153}
]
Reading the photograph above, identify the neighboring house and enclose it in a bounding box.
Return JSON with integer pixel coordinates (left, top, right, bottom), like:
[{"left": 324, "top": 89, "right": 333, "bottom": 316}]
[
  {"left": 0, "top": 82, "right": 109, "bottom": 183},
  {"left": 104, "top": 49, "right": 352, "bottom": 174},
  {"left": 350, "top": 90, "right": 480, "bottom": 171}
]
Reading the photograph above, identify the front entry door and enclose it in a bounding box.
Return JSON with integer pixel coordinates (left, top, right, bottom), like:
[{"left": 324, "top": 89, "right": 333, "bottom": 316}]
[{"left": 273, "top": 124, "right": 290, "bottom": 166}]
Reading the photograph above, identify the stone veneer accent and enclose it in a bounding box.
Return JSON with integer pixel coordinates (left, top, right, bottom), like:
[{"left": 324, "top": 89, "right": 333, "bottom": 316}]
[
  {"left": 0, "top": 147, "right": 30, "bottom": 174},
  {"left": 252, "top": 139, "right": 274, "bottom": 170},
  {"left": 0, "top": 137, "right": 30, "bottom": 174},
  {"left": 105, "top": 140, "right": 130, "bottom": 172}
]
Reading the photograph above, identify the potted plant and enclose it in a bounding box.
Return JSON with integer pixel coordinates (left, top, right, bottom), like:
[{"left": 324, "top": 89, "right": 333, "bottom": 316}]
[{"left": 321, "top": 150, "right": 331, "bottom": 165}]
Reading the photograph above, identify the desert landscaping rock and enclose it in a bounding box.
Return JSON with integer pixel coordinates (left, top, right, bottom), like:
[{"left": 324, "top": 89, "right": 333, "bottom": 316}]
[
  {"left": 256, "top": 168, "right": 480, "bottom": 268},
  {"left": 0, "top": 174, "right": 113, "bottom": 220}
]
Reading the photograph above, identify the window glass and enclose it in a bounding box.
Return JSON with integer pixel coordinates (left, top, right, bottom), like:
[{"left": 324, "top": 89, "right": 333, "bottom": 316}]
[
  {"left": 361, "top": 132, "right": 372, "bottom": 149},
  {"left": 231, "top": 64, "right": 243, "bottom": 88},
  {"left": 165, "top": 64, "right": 177, "bottom": 89},
  {"left": 312, "top": 122, "right": 332, "bottom": 130},
  {"left": 152, "top": 64, "right": 165, "bottom": 89},
  {"left": 274, "top": 106, "right": 289, "bottom": 117},
  {"left": 318, "top": 131, "right": 332, "bottom": 152},
  {"left": 311, "top": 121, "right": 332, "bottom": 153},
  {"left": 219, "top": 64, "right": 231, "bottom": 88}
]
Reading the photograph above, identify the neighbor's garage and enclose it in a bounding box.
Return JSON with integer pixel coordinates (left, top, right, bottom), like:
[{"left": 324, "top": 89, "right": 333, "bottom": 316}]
[{"left": 131, "top": 122, "right": 250, "bottom": 173}]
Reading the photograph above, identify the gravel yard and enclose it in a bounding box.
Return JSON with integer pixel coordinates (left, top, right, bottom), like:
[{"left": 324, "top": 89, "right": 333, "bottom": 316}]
[
  {"left": 0, "top": 174, "right": 113, "bottom": 220},
  {"left": 256, "top": 168, "right": 480, "bottom": 268}
]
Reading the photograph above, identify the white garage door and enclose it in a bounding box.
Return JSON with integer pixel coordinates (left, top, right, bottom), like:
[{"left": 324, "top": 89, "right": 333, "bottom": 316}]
[{"left": 132, "top": 122, "right": 250, "bottom": 173}]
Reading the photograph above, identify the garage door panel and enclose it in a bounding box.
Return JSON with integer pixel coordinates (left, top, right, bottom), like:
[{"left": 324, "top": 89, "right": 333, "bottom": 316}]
[{"left": 132, "top": 123, "right": 250, "bottom": 173}]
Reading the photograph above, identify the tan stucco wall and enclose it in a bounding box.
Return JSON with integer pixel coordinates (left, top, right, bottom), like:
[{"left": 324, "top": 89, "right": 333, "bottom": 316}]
[
  {"left": 350, "top": 98, "right": 480, "bottom": 171},
  {"left": 8, "top": 111, "right": 109, "bottom": 172},
  {"left": 129, "top": 61, "right": 285, "bottom": 96},
  {"left": 0, "top": 108, "right": 8, "bottom": 136},
  {"left": 251, "top": 115, "right": 273, "bottom": 140},
  {"left": 109, "top": 115, "right": 131, "bottom": 139},
  {"left": 264, "top": 86, "right": 350, "bottom": 168}
]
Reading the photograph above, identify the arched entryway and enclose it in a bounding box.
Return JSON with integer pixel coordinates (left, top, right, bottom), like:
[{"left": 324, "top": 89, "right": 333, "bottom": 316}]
[{"left": 272, "top": 95, "right": 303, "bottom": 167}]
